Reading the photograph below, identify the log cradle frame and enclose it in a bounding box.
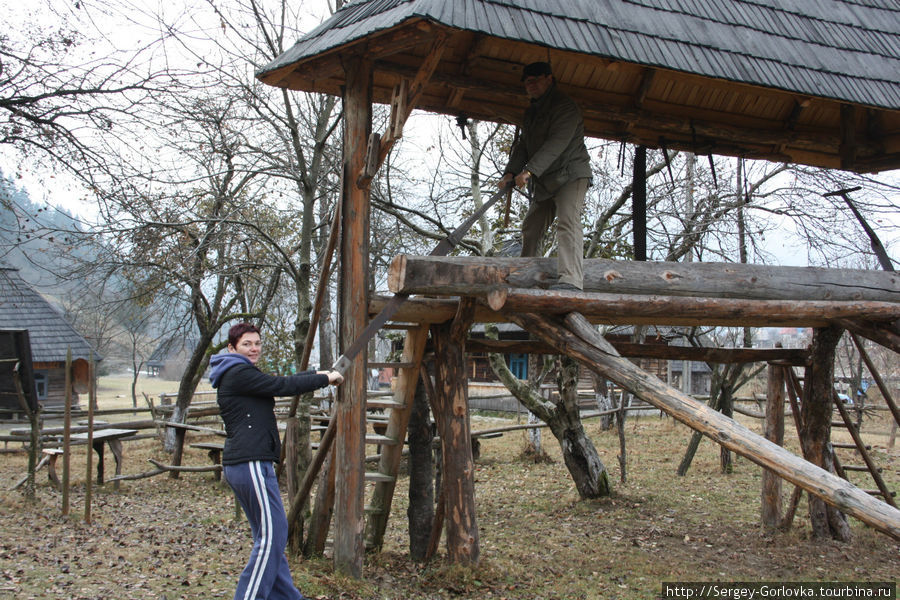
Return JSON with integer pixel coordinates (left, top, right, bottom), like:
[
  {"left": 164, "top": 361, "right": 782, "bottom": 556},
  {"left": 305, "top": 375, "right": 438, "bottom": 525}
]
[{"left": 254, "top": 0, "right": 900, "bottom": 575}]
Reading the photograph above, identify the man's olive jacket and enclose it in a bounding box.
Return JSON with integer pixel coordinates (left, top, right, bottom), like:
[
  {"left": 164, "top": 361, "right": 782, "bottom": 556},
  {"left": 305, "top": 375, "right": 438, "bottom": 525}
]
[{"left": 504, "top": 83, "right": 591, "bottom": 200}]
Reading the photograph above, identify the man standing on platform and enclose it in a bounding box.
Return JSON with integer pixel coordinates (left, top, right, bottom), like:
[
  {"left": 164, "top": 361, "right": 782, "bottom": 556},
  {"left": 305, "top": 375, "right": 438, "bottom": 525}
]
[{"left": 500, "top": 61, "right": 592, "bottom": 291}]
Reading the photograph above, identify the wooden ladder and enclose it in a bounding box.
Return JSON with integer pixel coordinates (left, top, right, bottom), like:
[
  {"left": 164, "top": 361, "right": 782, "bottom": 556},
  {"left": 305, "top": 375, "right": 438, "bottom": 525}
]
[
  {"left": 830, "top": 391, "right": 897, "bottom": 507},
  {"left": 362, "top": 323, "right": 429, "bottom": 551}
]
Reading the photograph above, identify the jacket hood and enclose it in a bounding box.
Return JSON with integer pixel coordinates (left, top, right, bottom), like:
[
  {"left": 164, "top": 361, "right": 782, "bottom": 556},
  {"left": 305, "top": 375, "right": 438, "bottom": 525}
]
[{"left": 209, "top": 353, "right": 252, "bottom": 388}]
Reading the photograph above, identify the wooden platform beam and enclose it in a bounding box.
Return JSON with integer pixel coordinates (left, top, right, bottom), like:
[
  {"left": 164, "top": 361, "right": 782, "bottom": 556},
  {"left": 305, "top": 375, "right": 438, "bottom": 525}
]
[
  {"left": 389, "top": 255, "right": 900, "bottom": 303},
  {"left": 369, "top": 292, "right": 900, "bottom": 329}
]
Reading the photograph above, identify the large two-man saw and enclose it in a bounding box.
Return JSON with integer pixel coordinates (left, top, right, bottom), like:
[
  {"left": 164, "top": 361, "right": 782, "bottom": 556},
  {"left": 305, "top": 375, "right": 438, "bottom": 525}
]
[{"left": 332, "top": 182, "right": 515, "bottom": 375}]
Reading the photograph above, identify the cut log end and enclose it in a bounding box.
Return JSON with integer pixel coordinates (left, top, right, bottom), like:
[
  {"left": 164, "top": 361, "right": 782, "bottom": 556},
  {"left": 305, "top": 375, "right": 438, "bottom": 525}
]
[
  {"left": 388, "top": 255, "right": 408, "bottom": 293},
  {"left": 486, "top": 288, "right": 508, "bottom": 311}
]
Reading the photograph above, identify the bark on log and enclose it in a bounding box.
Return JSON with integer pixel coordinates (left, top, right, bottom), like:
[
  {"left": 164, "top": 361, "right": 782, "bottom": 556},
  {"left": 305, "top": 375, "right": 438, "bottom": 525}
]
[
  {"left": 506, "top": 311, "right": 900, "bottom": 541},
  {"left": 429, "top": 299, "right": 480, "bottom": 565},
  {"left": 389, "top": 255, "right": 900, "bottom": 302}
]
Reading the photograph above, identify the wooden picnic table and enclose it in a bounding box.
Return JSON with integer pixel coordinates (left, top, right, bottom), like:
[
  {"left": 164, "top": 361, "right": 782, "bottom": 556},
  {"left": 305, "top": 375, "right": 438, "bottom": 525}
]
[{"left": 72, "top": 428, "right": 138, "bottom": 489}]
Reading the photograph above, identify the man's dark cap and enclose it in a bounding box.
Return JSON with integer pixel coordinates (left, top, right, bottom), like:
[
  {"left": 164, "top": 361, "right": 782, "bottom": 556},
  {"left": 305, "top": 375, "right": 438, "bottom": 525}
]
[{"left": 521, "top": 61, "right": 552, "bottom": 81}]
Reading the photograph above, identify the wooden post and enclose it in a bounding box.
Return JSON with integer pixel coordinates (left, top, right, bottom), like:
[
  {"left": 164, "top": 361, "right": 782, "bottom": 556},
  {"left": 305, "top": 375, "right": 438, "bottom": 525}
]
[
  {"left": 333, "top": 53, "right": 372, "bottom": 578},
  {"left": 62, "top": 348, "right": 72, "bottom": 516},
  {"left": 84, "top": 357, "right": 95, "bottom": 523},
  {"left": 284, "top": 418, "right": 300, "bottom": 501},
  {"left": 761, "top": 363, "right": 785, "bottom": 529},
  {"left": 428, "top": 298, "right": 480, "bottom": 564},
  {"left": 800, "top": 326, "right": 851, "bottom": 541},
  {"left": 633, "top": 146, "right": 647, "bottom": 261}
]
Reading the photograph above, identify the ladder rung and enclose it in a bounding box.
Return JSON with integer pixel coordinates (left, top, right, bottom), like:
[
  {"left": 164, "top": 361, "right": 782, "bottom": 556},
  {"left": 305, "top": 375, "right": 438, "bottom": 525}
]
[
  {"left": 367, "top": 398, "right": 406, "bottom": 410},
  {"left": 364, "top": 504, "right": 386, "bottom": 514},
  {"left": 380, "top": 323, "right": 419, "bottom": 330},
  {"left": 832, "top": 442, "right": 869, "bottom": 449},
  {"left": 831, "top": 421, "right": 851, "bottom": 428},
  {"left": 843, "top": 465, "right": 881, "bottom": 473},
  {"left": 366, "top": 434, "right": 400, "bottom": 446},
  {"left": 364, "top": 471, "right": 394, "bottom": 483},
  {"left": 862, "top": 489, "right": 896, "bottom": 497},
  {"left": 369, "top": 362, "right": 415, "bottom": 369}
]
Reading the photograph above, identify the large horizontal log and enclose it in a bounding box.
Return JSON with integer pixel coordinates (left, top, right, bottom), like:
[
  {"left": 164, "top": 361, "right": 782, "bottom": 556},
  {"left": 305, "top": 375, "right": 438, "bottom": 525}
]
[
  {"left": 466, "top": 339, "right": 810, "bottom": 365},
  {"left": 490, "top": 289, "right": 900, "bottom": 327},
  {"left": 507, "top": 311, "right": 900, "bottom": 541},
  {"left": 388, "top": 255, "right": 900, "bottom": 302},
  {"left": 368, "top": 290, "right": 899, "bottom": 328}
]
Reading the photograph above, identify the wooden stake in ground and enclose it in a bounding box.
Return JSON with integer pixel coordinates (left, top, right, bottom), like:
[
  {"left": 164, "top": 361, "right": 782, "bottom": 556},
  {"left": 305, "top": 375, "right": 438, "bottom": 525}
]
[
  {"left": 761, "top": 363, "right": 785, "bottom": 529},
  {"left": 84, "top": 357, "right": 95, "bottom": 524},
  {"left": 62, "top": 348, "right": 72, "bottom": 517}
]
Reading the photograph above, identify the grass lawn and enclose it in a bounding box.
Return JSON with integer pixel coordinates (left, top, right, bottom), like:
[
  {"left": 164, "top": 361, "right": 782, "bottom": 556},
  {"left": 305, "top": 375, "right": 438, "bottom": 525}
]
[{"left": 0, "top": 375, "right": 897, "bottom": 599}]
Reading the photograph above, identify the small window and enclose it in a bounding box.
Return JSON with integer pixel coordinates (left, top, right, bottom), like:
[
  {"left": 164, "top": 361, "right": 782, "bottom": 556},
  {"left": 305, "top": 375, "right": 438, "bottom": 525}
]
[
  {"left": 508, "top": 354, "right": 528, "bottom": 380},
  {"left": 34, "top": 372, "right": 48, "bottom": 401}
]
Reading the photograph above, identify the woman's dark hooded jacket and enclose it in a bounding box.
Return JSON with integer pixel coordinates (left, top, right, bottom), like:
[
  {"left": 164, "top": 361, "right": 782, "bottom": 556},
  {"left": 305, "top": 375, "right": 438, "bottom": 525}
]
[{"left": 209, "top": 353, "right": 329, "bottom": 465}]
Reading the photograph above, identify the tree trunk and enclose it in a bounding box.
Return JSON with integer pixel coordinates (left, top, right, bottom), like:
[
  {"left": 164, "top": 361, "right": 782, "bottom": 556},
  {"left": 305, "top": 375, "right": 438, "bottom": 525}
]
[
  {"left": 551, "top": 356, "right": 611, "bottom": 498},
  {"left": 593, "top": 373, "right": 614, "bottom": 431},
  {"left": 800, "top": 326, "right": 852, "bottom": 542},
  {"left": 407, "top": 376, "right": 434, "bottom": 561},
  {"left": 485, "top": 324, "right": 609, "bottom": 496}
]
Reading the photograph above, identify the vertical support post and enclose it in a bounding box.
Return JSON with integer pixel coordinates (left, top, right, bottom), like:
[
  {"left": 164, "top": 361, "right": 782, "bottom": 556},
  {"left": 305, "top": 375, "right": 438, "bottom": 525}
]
[
  {"left": 62, "top": 348, "right": 72, "bottom": 516},
  {"left": 632, "top": 145, "right": 647, "bottom": 262},
  {"left": 333, "top": 54, "right": 372, "bottom": 578},
  {"left": 761, "top": 363, "right": 785, "bottom": 529},
  {"left": 429, "top": 298, "right": 479, "bottom": 565},
  {"left": 84, "top": 357, "right": 95, "bottom": 523},
  {"left": 800, "top": 326, "right": 851, "bottom": 541}
]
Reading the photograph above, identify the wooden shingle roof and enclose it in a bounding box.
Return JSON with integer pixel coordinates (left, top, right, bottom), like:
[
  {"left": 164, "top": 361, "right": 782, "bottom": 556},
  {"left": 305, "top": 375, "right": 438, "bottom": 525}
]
[
  {"left": 259, "top": 0, "right": 900, "bottom": 172},
  {"left": 0, "top": 267, "right": 99, "bottom": 363}
]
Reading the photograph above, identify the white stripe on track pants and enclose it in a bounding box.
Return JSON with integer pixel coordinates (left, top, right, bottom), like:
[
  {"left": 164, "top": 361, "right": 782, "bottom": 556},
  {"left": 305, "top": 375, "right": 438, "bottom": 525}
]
[{"left": 224, "top": 460, "right": 305, "bottom": 600}]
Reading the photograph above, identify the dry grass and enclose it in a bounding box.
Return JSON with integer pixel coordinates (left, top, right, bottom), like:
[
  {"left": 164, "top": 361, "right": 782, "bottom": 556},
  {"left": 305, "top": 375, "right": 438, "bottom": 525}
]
[{"left": 0, "top": 376, "right": 897, "bottom": 599}]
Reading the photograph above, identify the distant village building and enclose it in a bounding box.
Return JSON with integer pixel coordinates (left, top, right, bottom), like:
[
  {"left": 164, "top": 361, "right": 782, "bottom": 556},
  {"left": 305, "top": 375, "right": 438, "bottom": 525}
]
[
  {"left": 147, "top": 336, "right": 200, "bottom": 380},
  {"left": 0, "top": 267, "right": 100, "bottom": 414}
]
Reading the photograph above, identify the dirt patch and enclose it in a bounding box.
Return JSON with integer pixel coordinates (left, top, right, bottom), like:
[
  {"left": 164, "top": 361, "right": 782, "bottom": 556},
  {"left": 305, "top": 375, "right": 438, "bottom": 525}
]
[{"left": 1, "top": 414, "right": 897, "bottom": 599}]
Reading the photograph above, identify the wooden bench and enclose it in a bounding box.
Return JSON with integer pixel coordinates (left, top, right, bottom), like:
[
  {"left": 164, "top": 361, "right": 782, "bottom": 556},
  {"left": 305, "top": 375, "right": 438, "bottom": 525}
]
[
  {"left": 10, "top": 448, "right": 65, "bottom": 491},
  {"left": 42, "top": 448, "right": 64, "bottom": 489},
  {"left": 72, "top": 428, "right": 138, "bottom": 490},
  {"left": 190, "top": 442, "right": 225, "bottom": 481}
]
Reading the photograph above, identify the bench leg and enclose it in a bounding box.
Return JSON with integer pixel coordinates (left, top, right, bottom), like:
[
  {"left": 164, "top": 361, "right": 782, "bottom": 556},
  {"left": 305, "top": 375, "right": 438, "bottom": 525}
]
[
  {"left": 208, "top": 449, "right": 222, "bottom": 482},
  {"left": 47, "top": 455, "right": 61, "bottom": 490},
  {"left": 107, "top": 439, "right": 124, "bottom": 491},
  {"left": 91, "top": 440, "right": 106, "bottom": 485}
]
